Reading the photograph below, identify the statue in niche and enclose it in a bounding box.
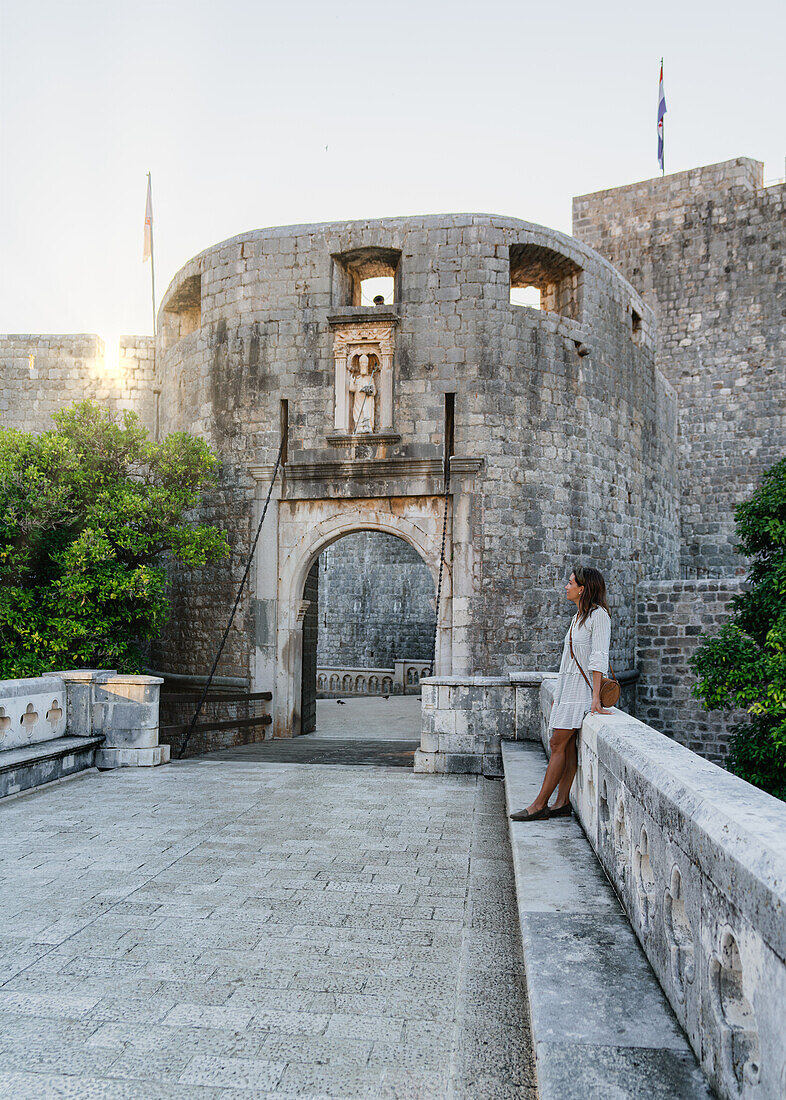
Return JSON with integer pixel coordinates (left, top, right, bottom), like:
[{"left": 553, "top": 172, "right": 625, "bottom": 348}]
[{"left": 348, "top": 351, "right": 378, "bottom": 434}]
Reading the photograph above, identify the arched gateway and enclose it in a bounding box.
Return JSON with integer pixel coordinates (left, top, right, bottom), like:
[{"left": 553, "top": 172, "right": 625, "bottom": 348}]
[
  {"left": 250, "top": 490, "right": 456, "bottom": 736},
  {"left": 153, "top": 214, "right": 679, "bottom": 740}
]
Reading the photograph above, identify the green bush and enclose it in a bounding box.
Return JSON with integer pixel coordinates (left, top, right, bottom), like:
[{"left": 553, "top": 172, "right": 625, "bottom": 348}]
[
  {"left": 690, "top": 456, "right": 786, "bottom": 799},
  {"left": 0, "top": 401, "right": 229, "bottom": 678}
]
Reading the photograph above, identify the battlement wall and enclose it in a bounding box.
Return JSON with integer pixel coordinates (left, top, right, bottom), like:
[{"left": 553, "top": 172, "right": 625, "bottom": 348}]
[
  {"left": 0, "top": 334, "right": 156, "bottom": 436},
  {"left": 573, "top": 158, "right": 786, "bottom": 575}
]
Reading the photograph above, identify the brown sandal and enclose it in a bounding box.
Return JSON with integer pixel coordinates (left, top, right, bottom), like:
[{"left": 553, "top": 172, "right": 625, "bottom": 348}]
[{"left": 509, "top": 807, "right": 550, "bottom": 822}]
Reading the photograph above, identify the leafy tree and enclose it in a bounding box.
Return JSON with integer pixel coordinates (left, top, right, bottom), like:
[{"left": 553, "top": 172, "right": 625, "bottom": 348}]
[
  {"left": 0, "top": 401, "right": 229, "bottom": 678},
  {"left": 690, "top": 457, "right": 786, "bottom": 799}
]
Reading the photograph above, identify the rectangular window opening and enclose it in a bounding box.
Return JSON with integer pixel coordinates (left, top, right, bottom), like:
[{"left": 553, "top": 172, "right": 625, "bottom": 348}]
[
  {"left": 509, "top": 243, "right": 582, "bottom": 320},
  {"left": 162, "top": 274, "right": 202, "bottom": 349},
  {"left": 331, "top": 247, "right": 401, "bottom": 308},
  {"left": 360, "top": 276, "right": 395, "bottom": 306}
]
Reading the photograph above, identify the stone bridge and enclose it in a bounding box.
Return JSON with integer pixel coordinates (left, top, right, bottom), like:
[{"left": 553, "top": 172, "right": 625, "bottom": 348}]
[{"left": 1, "top": 669, "right": 784, "bottom": 1098}]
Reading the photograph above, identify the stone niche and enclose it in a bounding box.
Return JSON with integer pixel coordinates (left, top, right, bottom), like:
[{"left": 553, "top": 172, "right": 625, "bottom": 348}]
[{"left": 329, "top": 315, "right": 398, "bottom": 441}]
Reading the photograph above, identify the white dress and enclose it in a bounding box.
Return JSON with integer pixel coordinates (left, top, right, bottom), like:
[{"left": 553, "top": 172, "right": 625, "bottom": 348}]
[{"left": 549, "top": 606, "right": 612, "bottom": 731}]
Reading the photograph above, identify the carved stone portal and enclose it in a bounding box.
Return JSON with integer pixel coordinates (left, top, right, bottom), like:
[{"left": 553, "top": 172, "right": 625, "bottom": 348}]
[{"left": 332, "top": 318, "right": 396, "bottom": 434}]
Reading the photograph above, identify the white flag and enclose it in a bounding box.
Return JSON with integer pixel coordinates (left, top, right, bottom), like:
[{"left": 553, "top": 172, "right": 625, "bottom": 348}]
[{"left": 143, "top": 174, "right": 153, "bottom": 262}]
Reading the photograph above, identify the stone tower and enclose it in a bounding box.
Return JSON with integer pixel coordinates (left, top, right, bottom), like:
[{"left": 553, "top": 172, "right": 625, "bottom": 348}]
[{"left": 151, "top": 214, "right": 677, "bottom": 732}]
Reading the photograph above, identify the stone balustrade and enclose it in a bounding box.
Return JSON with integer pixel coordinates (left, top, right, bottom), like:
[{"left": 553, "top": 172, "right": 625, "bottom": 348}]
[
  {"left": 414, "top": 670, "right": 635, "bottom": 775},
  {"left": 317, "top": 659, "right": 432, "bottom": 698},
  {"left": 0, "top": 675, "right": 68, "bottom": 752},
  {"left": 536, "top": 677, "right": 786, "bottom": 1100},
  {"left": 0, "top": 670, "right": 168, "bottom": 798}
]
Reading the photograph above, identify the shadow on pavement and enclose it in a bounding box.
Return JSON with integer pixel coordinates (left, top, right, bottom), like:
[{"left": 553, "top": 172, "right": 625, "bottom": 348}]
[{"left": 198, "top": 738, "right": 419, "bottom": 768}]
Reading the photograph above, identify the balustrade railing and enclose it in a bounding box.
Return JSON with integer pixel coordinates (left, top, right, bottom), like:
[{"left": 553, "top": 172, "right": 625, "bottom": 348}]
[
  {"left": 317, "top": 659, "right": 432, "bottom": 697},
  {"left": 0, "top": 675, "right": 68, "bottom": 752},
  {"left": 0, "top": 670, "right": 167, "bottom": 796}
]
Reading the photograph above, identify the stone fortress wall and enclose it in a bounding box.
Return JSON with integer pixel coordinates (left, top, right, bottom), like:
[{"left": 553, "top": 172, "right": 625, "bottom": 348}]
[
  {"left": 0, "top": 334, "right": 156, "bottom": 436},
  {"left": 636, "top": 578, "right": 748, "bottom": 763},
  {"left": 309, "top": 157, "right": 785, "bottom": 700},
  {"left": 574, "top": 159, "right": 785, "bottom": 757},
  {"left": 150, "top": 212, "right": 676, "bottom": 696},
  {"left": 1, "top": 157, "right": 782, "bottom": 758},
  {"left": 573, "top": 158, "right": 785, "bottom": 575},
  {"left": 316, "top": 532, "right": 435, "bottom": 668}
]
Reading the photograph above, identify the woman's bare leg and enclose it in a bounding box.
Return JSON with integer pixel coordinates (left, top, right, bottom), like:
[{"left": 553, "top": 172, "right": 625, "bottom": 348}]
[
  {"left": 552, "top": 732, "right": 578, "bottom": 808},
  {"left": 525, "top": 728, "right": 575, "bottom": 813}
]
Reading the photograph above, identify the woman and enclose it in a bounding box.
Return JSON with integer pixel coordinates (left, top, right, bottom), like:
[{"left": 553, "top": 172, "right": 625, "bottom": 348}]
[{"left": 510, "top": 566, "right": 613, "bottom": 822}]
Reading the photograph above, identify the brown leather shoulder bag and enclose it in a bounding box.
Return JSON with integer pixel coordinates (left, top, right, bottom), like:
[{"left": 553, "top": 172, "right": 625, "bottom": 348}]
[{"left": 569, "top": 618, "right": 620, "bottom": 709}]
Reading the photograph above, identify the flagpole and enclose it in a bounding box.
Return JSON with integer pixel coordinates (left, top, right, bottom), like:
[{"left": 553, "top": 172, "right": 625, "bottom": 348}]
[
  {"left": 148, "top": 173, "right": 157, "bottom": 341},
  {"left": 660, "top": 59, "right": 665, "bottom": 176}
]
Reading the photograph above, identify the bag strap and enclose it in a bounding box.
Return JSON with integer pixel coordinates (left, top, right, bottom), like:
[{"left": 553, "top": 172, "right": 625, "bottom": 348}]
[{"left": 569, "top": 616, "right": 617, "bottom": 690}]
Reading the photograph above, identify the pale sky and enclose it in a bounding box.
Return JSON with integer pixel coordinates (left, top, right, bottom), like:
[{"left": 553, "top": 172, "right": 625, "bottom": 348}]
[{"left": 1, "top": 0, "right": 783, "bottom": 345}]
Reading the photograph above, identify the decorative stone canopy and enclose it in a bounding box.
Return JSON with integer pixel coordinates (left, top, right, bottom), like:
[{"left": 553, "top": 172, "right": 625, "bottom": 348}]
[{"left": 329, "top": 314, "right": 397, "bottom": 435}]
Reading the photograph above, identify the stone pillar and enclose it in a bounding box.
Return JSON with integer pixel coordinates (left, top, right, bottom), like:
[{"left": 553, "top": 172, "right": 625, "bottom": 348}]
[
  {"left": 433, "top": 506, "right": 453, "bottom": 678},
  {"left": 415, "top": 675, "right": 513, "bottom": 776},
  {"left": 393, "top": 661, "right": 406, "bottom": 695},
  {"left": 93, "top": 674, "right": 168, "bottom": 768},
  {"left": 379, "top": 352, "right": 393, "bottom": 429},
  {"left": 334, "top": 353, "right": 349, "bottom": 430},
  {"left": 55, "top": 669, "right": 116, "bottom": 739},
  {"left": 275, "top": 593, "right": 306, "bottom": 738},
  {"left": 252, "top": 475, "right": 280, "bottom": 728},
  {"left": 445, "top": 459, "right": 483, "bottom": 676}
]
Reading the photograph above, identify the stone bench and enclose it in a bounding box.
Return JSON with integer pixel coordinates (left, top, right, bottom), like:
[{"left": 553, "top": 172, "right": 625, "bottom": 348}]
[
  {"left": 0, "top": 735, "right": 103, "bottom": 799},
  {"left": 503, "top": 739, "right": 712, "bottom": 1099}
]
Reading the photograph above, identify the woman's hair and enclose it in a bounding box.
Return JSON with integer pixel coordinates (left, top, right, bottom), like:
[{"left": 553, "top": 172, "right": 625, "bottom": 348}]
[{"left": 573, "top": 565, "right": 610, "bottom": 626}]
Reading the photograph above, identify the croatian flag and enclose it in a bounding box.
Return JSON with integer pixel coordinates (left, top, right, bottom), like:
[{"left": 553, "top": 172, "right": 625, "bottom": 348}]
[{"left": 657, "top": 62, "right": 667, "bottom": 173}]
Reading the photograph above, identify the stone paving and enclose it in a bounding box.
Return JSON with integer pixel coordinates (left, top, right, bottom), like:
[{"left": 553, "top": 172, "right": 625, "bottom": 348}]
[
  {"left": 313, "top": 699, "right": 420, "bottom": 741},
  {"left": 0, "top": 738, "right": 536, "bottom": 1098}
]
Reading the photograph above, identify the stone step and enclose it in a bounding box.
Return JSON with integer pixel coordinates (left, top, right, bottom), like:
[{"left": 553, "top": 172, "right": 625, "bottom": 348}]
[
  {"left": 502, "top": 740, "right": 713, "bottom": 1100},
  {"left": 95, "top": 742, "right": 170, "bottom": 769},
  {"left": 0, "top": 735, "right": 103, "bottom": 799}
]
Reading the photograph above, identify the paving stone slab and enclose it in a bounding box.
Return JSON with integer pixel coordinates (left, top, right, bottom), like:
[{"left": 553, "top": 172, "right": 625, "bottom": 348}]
[
  {"left": 178, "top": 1053, "right": 287, "bottom": 1090},
  {"left": 535, "top": 1043, "right": 714, "bottom": 1100},
  {"left": 521, "top": 911, "right": 688, "bottom": 1049}
]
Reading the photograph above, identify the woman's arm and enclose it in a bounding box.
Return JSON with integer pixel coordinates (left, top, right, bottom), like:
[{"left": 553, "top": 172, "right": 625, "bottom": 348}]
[
  {"left": 589, "top": 609, "right": 613, "bottom": 715},
  {"left": 588, "top": 608, "right": 611, "bottom": 675}
]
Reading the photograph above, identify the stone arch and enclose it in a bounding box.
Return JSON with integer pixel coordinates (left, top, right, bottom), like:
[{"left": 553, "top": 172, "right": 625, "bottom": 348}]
[{"left": 273, "top": 501, "right": 452, "bottom": 737}]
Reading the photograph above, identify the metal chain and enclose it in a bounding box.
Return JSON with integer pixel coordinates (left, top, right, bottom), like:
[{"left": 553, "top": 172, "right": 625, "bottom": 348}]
[{"left": 177, "top": 436, "right": 285, "bottom": 759}]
